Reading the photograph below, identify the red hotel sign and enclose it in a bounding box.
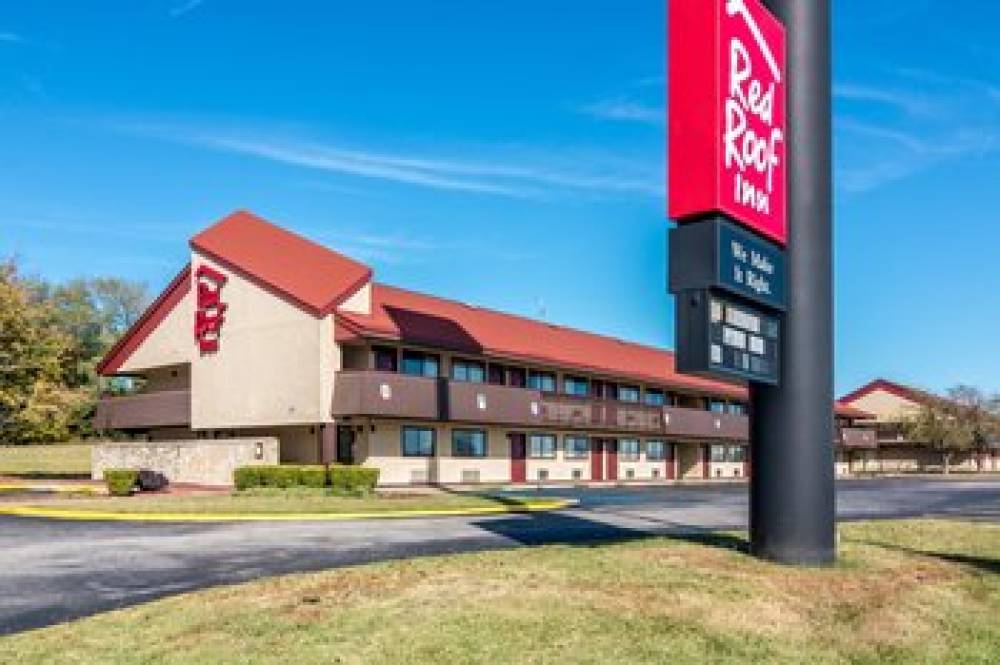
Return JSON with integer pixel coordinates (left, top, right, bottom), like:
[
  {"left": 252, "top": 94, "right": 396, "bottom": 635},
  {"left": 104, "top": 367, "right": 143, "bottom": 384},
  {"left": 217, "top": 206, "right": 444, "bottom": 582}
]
[
  {"left": 668, "top": 0, "right": 787, "bottom": 245},
  {"left": 194, "top": 264, "right": 227, "bottom": 353}
]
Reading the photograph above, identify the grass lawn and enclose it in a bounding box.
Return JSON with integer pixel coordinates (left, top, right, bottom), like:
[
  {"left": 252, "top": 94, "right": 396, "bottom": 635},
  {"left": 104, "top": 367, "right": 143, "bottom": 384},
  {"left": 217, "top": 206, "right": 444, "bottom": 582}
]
[
  {"left": 0, "top": 443, "right": 91, "bottom": 479},
  {"left": 1, "top": 519, "right": 997, "bottom": 664},
  {"left": 23, "top": 487, "right": 552, "bottom": 515}
]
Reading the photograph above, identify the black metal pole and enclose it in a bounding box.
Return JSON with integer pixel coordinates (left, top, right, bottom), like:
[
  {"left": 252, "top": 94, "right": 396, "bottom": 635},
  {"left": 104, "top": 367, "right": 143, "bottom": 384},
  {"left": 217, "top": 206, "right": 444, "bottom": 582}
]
[{"left": 750, "top": 0, "right": 835, "bottom": 565}]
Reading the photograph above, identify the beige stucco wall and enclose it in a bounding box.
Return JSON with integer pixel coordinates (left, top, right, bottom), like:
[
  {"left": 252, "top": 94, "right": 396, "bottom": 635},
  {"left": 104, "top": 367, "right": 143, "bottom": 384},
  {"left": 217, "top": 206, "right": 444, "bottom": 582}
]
[
  {"left": 142, "top": 365, "right": 190, "bottom": 392},
  {"left": 92, "top": 437, "right": 279, "bottom": 486},
  {"left": 119, "top": 289, "right": 193, "bottom": 373},
  {"left": 190, "top": 252, "right": 340, "bottom": 430},
  {"left": 337, "top": 281, "right": 371, "bottom": 315},
  {"left": 849, "top": 389, "right": 921, "bottom": 423}
]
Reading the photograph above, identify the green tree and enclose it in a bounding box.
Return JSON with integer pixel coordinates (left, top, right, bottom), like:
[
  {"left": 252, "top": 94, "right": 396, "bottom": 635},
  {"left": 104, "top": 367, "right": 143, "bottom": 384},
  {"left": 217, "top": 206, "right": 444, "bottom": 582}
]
[
  {"left": 904, "top": 385, "right": 1000, "bottom": 474},
  {"left": 0, "top": 261, "right": 90, "bottom": 443}
]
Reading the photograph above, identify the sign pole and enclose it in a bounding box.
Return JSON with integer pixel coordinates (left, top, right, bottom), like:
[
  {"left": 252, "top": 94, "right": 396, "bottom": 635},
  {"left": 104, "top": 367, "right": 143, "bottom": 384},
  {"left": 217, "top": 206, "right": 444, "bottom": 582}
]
[{"left": 750, "top": 0, "right": 835, "bottom": 564}]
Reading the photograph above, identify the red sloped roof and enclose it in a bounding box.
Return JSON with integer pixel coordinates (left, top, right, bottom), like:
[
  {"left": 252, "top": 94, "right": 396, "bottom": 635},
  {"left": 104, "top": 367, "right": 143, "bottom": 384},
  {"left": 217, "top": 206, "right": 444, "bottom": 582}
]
[
  {"left": 840, "top": 378, "right": 938, "bottom": 407},
  {"left": 190, "top": 210, "right": 372, "bottom": 316}
]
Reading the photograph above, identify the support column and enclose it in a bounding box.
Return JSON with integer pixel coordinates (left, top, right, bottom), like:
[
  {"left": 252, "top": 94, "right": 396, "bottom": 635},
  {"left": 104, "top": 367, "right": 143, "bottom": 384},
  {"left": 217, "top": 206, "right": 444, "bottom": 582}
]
[{"left": 750, "top": 0, "right": 835, "bottom": 565}]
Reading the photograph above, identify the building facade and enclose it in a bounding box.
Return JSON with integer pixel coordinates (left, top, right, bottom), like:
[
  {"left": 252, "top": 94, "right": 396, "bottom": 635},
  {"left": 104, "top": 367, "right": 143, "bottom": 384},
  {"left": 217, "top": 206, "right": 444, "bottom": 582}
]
[{"left": 94, "top": 211, "right": 872, "bottom": 486}]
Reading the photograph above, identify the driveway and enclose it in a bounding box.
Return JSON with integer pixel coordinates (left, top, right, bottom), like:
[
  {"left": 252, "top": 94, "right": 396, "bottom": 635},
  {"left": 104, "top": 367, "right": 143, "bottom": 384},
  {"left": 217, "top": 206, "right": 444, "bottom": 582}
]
[{"left": 1, "top": 477, "right": 998, "bottom": 635}]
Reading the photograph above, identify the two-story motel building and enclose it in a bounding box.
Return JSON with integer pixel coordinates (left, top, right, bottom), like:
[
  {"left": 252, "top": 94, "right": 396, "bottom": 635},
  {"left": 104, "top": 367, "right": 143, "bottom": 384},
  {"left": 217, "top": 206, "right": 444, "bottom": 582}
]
[{"left": 94, "top": 211, "right": 872, "bottom": 486}]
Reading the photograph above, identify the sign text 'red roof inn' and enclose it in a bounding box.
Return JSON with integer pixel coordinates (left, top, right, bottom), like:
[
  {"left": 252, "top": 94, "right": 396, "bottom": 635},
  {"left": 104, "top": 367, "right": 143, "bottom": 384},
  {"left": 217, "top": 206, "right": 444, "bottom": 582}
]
[{"left": 668, "top": 0, "right": 787, "bottom": 245}]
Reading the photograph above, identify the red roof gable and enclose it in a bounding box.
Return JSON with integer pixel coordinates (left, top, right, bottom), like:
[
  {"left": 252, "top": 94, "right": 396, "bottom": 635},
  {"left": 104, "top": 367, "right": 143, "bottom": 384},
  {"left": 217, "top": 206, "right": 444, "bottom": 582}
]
[
  {"left": 190, "top": 210, "right": 372, "bottom": 316},
  {"left": 840, "top": 378, "right": 938, "bottom": 408}
]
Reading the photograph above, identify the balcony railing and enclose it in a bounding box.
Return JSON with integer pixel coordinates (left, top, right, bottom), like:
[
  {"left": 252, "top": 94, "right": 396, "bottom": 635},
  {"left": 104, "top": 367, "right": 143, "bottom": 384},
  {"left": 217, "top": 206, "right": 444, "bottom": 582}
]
[
  {"left": 331, "top": 370, "right": 747, "bottom": 440},
  {"left": 93, "top": 390, "right": 191, "bottom": 430},
  {"left": 840, "top": 427, "right": 877, "bottom": 449}
]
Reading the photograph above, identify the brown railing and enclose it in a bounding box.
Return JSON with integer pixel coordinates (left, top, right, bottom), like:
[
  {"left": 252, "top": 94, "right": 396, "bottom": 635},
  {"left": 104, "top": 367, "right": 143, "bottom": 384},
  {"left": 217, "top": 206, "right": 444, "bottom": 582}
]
[
  {"left": 840, "top": 427, "right": 877, "bottom": 449},
  {"left": 331, "top": 370, "right": 748, "bottom": 440},
  {"left": 93, "top": 390, "right": 191, "bottom": 430}
]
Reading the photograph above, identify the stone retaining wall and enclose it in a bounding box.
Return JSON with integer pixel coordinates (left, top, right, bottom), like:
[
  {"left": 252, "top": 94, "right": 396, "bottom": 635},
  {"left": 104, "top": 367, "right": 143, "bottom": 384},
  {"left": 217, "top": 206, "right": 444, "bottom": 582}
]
[{"left": 92, "top": 438, "right": 279, "bottom": 487}]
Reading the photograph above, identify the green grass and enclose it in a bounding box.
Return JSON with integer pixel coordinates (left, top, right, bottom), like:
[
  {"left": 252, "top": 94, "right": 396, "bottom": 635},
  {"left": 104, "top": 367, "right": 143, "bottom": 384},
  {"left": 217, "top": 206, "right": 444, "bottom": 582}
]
[
  {"left": 25, "top": 487, "right": 548, "bottom": 514},
  {"left": 1, "top": 519, "right": 997, "bottom": 664},
  {"left": 0, "top": 443, "right": 91, "bottom": 478}
]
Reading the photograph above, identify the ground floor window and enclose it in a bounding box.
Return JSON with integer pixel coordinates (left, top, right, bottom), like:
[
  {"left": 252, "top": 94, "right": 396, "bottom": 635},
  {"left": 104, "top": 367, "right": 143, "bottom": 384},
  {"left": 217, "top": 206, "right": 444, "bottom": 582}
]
[
  {"left": 402, "top": 426, "right": 435, "bottom": 457},
  {"left": 646, "top": 440, "right": 667, "bottom": 461},
  {"left": 619, "top": 438, "right": 640, "bottom": 461},
  {"left": 529, "top": 433, "right": 557, "bottom": 459},
  {"left": 564, "top": 435, "right": 589, "bottom": 459},
  {"left": 710, "top": 444, "right": 746, "bottom": 463},
  {"left": 452, "top": 429, "right": 487, "bottom": 458}
]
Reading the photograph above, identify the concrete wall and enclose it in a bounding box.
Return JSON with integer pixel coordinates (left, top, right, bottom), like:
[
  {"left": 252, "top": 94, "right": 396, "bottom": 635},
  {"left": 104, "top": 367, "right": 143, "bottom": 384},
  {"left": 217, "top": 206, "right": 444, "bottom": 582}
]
[
  {"left": 190, "top": 252, "right": 340, "bottom": 430},
  {"left": 92, "top": 437, "right": 279, "bottom": 486}
]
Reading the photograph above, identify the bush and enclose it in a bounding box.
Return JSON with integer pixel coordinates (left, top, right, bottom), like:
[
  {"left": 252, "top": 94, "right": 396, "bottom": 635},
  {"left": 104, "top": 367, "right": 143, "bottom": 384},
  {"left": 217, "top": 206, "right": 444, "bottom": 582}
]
[
  {"left": 298, "top": 465, "right": 328, "bottom": 488},
  {"left": 104, "top": 468, "right": 139, "bottom": 497},
  {"left": 329, "top": 465, "right": 379, "bottom": 493},
  {"left": 233, "top": 465, "right": 262, "bottom": 491},
  {"left": 258, "top": 465, "right": 299, "bottom": 489}
]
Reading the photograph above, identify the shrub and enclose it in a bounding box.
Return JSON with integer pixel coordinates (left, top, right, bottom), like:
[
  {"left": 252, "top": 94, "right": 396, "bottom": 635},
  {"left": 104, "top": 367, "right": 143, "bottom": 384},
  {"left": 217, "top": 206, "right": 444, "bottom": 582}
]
[
  {"left": 298, "top": 465, "right": 328, "bottom": 488},
  {"left": 104, "top": 468, "right": 139, "bottom": 497},
  {"left": 258, "top": 465, "right": 300, "bottom": 489},
  {"left": 329, "top": 465, "right": 379, "bottom": 493},
  {"left": 233, "top": 466, "right": 262, "bottom": 491}
]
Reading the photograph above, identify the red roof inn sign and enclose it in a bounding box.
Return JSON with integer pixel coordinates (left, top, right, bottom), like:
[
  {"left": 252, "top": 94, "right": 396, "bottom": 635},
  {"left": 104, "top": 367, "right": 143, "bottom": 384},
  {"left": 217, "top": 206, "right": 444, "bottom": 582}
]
[{"left": 668, "top": 0, "right": 786, "bottom": 245}]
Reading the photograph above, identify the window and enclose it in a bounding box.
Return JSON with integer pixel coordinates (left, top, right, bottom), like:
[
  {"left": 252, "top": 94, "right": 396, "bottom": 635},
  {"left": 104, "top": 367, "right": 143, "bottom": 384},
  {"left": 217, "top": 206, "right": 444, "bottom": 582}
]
[
  {"left": 563, "top": 375, "right": 589, "bottom": 397},
  {"left": 619, "top": 438, "right": 640, "bottom": 461},
  {"left": 452, "top": 429, "right": 487, "bottom": 458},
  {"left": 452, "top": 358, "right": 485, "bottom": 383},
  {"left": 373, "top": 346, "right": 397, "bottom": 372},
  {"left": 401, "top": 351, "right": 439, "bottom": 377},
  {"left": 710, "top": 445, "right": 745, "bottom": 463},
  {"left": 528, "top": 433, "right": 557, "bottom": 459},
  {"left": 727, "top": 402, "right": 747, "bottom": 416},
  {"left": 643, "top": 389, "right": 666, "bottom": 406},
  {"left": 709, "top": 400, "right": 727, "bottom": 414},
  {"left": 711, "top": 444, "right": 726, "bottom": 462},
  {"left": 488, "top": 363, "right": 506, "bottom": 385},
  {"left": 508, "top": 367, "right": 527, "bottom": 388},
  {"left": 527, "top": 371, "right": 556, "bottom": 393},
  {"left": 401, "top": 427, "right": 435, "bottom": 457},
  {"left": 617, "top": 385, "right": 640, "bottom": 403},
  {"left": 646, "top": 440, "right": 667, "bottom": 461},
  {"left": 564, "top": 435, "right": 589, "bottom": 459},
  {"left": 729, "top": 445, "right": 746, "bottom": 463}
]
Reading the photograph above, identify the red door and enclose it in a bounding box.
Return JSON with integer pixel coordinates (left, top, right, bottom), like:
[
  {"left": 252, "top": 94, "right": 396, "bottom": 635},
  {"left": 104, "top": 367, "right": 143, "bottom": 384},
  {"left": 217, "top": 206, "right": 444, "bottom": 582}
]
[
  {"left": 591, "top": 439, "right": 604, "bottom": 481},
  {"left": 606, "top": 439, "right": 618, "bottom": 481},
  {"left": 509, "top": 433, "right": 527, "bottom": 483}
]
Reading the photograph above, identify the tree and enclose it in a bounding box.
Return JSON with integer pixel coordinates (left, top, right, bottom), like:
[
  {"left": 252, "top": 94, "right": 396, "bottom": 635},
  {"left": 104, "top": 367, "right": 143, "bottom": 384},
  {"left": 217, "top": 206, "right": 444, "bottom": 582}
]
[
  {"left": 904, "top": 385, "right": 1000, "bottom": 474},
  {"left": 0, "top": 261, "right": 90, "bottom": 443}
]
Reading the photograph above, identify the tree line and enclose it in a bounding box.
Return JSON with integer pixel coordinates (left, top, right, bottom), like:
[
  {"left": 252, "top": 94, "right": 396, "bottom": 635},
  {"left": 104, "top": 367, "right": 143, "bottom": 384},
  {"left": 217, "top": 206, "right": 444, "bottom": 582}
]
[{"left": 0, "top": 260, "right": 148, "bottom": 444}]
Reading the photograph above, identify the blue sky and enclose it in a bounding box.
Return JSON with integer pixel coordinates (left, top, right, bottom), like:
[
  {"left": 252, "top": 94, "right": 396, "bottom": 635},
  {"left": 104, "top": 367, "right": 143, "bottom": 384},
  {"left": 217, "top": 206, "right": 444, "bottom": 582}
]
[{"left": 2, "top": 1, "right": 999, "bottom": 396}]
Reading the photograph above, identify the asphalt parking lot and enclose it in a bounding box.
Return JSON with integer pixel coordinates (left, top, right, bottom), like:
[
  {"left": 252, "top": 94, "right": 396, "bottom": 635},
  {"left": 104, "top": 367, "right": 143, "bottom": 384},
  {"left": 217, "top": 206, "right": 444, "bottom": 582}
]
[{"left": 1, "top": 476, "right": 998, "bottom": 636}]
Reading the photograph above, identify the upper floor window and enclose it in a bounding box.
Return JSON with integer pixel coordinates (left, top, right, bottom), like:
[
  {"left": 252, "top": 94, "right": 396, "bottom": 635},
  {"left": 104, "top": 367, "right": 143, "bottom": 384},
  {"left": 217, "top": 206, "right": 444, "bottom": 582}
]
[
  {"left": 528, "top": 433, "right": 557, "bottom": 459},
  {"left": 563, "top": 375, "right": 589, "bottom": 397},
  {"left": 619, "top": 438, "right": 640, "bottom": 461},
  {"left": 727, "top": 402, "right": 747, "bottom": 416},
  {"left": 488, "top": 363, "right": 506, "bottom": 385},
  {"left": 452, "top": 429, "right": 488, "bottom": 458},
  {"left": 452, "top": 358, "right": 486, "bottom": 383},
  {"left": 508, "top": 367, "right": 527, "bottom": 388},
  {"left": 708, "top": 400, "right": 727, "bottom": 414},
  {"left": 646, "top": 440, "right": 667, "bottom": 461},
  {"left": 643, "top": 389, "right": 666, "bottom": 406},
  {"left": 617, "top": 385, "right": 640, "bottom": 403},
  {"left": 373, "top": 345, "right": 397, "bottom": 372},
  {"left": 564, "top": 435, "right": 589, "bottom": 459},
  {"left": 402, "top": 426, "right": 435, "bottom": 457},
  {"left": 401, "top": 351, "right": 439, "bottom": 377},
  {"left": 527, "top": 370, "right": 556, "bottom": 393}
]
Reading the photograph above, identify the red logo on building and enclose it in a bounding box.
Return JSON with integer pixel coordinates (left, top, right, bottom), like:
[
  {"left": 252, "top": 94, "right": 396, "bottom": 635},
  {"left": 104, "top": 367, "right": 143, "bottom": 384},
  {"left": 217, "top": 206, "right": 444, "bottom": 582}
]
[
  {"left": 194, "top": 264, "right": 227, "bottom": 353},
  {"left": 668, "top": 0, "right": 786, "bottom": 245}
]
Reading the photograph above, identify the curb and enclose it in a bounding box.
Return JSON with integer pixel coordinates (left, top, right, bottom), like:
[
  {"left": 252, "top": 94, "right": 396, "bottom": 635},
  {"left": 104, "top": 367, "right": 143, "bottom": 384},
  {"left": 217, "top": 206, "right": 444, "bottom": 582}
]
[
  {"left": 0, "top": 483, "right": 101, "bottom": 496},
  {"left": 0, "top": 498, "right": 577, "bottom": 522}
]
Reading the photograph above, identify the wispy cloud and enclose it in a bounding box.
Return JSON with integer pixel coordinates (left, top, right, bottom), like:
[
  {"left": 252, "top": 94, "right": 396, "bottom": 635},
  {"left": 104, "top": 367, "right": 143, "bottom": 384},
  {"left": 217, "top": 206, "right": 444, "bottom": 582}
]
[
  {"left": 169, "top": 0, "right": 204, "bottom": 18},
  {"left": 110, "top": 120, "right": 662, "bottom": 199},
  {"left": 833, "top": 83, "right": 941, "bottom": 118},
  {"left": 579, "top": 97, "right": 664, "bottom": 125},
  {"left": 0, "top": 31, "right": 23, "bottom": 44}
]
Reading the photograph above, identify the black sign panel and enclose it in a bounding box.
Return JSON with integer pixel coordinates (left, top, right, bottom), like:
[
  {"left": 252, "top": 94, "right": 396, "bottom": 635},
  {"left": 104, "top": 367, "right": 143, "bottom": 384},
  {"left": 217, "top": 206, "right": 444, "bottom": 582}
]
[
  {"left": 669, "top": 216, "right": 786, "bottom": 311},
  {"left": 675, "top": 289, "right": 780, "bottom": 385}
]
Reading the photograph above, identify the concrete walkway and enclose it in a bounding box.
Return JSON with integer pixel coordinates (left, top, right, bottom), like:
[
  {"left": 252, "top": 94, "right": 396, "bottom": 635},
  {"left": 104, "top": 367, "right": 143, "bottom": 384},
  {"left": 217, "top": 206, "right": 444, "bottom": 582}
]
[{"left": 1, "top": 477, "right": 998, "bottom": 636}]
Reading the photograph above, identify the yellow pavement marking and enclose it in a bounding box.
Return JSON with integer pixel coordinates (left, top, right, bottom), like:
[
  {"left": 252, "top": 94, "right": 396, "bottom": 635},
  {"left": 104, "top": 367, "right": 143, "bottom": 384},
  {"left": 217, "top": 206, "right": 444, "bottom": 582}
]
[{"left": 0, "top": 499, "right": 576, "bottom": 522}]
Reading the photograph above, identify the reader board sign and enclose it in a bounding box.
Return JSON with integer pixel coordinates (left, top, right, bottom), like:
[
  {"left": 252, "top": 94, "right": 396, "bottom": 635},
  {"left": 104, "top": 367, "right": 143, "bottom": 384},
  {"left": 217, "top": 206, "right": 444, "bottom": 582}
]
[
  {"left": 669, "top": 216, "right": 786, "bottom": 311},
  {"left": 668, "top": 0, "right": 787, "bottom": 245},
  {"left": 676, "top": 289, "right": 780, "bottom": 385}
]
